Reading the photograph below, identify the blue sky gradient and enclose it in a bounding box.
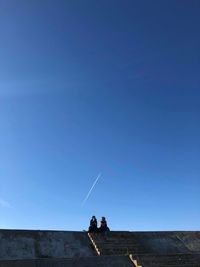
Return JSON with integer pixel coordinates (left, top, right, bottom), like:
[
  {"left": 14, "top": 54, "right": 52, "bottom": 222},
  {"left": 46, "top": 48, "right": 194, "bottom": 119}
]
[{"left": 0, "top": 0, "right": 200, "bottom": 231}]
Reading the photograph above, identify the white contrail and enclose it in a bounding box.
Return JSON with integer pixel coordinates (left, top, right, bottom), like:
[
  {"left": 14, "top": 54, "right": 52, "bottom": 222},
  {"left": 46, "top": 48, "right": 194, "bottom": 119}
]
[{"left": 81, "top": 173, "right": 101, "bottom": 206}]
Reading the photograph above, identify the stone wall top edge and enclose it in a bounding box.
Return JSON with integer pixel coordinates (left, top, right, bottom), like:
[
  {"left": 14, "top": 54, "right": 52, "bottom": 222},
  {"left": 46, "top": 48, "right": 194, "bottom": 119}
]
[{"left": 0, "top": 229, "right": 199, "bottom": 234}]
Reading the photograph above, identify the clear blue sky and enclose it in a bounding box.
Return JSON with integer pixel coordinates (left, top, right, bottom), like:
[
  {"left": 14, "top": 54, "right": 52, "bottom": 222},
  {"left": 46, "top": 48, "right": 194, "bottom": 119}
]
[{"left": 0, "top": 0, "right": 200, "bottom": 231}]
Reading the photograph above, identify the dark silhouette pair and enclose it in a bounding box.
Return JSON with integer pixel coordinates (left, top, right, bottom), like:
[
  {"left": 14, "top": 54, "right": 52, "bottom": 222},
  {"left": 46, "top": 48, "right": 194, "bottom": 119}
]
[{"left": 88, "top": 216, "right": 110, "bottom": 233}]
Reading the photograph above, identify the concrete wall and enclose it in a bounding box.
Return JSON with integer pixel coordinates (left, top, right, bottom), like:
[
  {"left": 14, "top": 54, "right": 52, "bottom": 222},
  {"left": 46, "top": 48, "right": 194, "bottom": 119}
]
[
  {"left": 0, "top": 230, "right": 95, "bottom": 260},
  {"left": 1, "top": 229, "right": 200, "bottom": 266}
]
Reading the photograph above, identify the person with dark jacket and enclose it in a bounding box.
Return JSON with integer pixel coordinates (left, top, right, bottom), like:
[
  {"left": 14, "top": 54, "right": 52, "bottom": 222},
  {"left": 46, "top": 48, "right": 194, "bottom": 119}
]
[
  {"left": 98, "top": 216, "right": 110, "bottom": 233},
  {"left": 88, "top": 216, "right": 98, "bottom": 232}
]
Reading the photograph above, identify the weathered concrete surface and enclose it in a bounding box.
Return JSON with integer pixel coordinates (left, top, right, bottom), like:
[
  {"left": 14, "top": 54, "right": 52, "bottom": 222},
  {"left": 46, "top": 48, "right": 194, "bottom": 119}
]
[
  {"left": 131, "top": 253, "right": 200, "bottom": 267},
  {"left": 0, "top": 255, "right": 134, "bottom": 267},
  {"left": 133, "top": 231, "right": 200, "bottom": 254},
  {"left": 89, "top": 231, "right": 200, "bottom": 255},
  {"left": 0, "top": 230, "right": 95, "bottom": 260},
  {"left": 1, "top": 230, "right": 200, "bottom": 267}
]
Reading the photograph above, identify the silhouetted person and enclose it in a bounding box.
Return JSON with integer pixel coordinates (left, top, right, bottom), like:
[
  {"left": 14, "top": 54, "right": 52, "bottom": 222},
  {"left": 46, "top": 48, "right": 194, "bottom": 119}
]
[
  {"left": 98, "top": 216, "right": 110, "bottom": 233},
  {"left": 88, "top": 216, "right": 98, "bottom": 232}
]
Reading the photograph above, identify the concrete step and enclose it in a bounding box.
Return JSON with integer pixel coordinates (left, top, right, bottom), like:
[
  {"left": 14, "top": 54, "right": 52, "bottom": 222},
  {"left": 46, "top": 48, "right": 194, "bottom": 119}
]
[
  {"left": 150, "top": 265, "right": 200, "bottom": 267},
  {"left": 99, "top": 248, "right": 145, "bottom": 256},
  {"left": 99, "top": 245, "right": 145, "bottom": 252},
  {"left": 132, "top": 253, "right": 200, "bottom": 267},
  {"left": 139, "top": 265, "right": 200, "bottom": 267},
  {"left": 0, "top": 255, "right": 134, "bottom": 267}
]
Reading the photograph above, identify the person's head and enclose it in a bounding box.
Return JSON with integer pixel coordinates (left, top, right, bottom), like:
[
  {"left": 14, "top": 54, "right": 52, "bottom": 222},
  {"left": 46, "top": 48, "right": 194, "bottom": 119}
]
[
  {"left": 92, "top": 216, "right": 96, "bottom": 220},
  {"left": 101, "top": 216, "right": 106, "bottom": 221}
]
